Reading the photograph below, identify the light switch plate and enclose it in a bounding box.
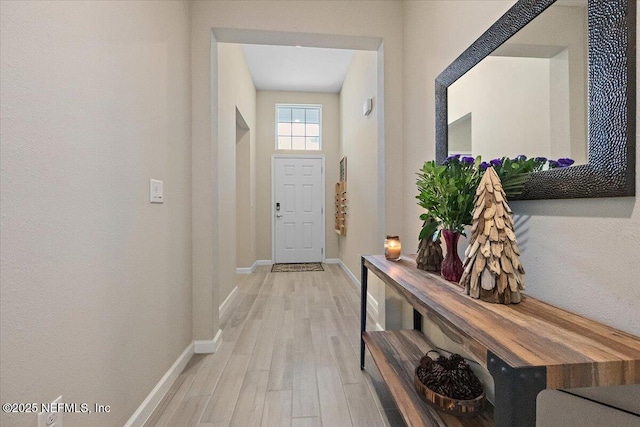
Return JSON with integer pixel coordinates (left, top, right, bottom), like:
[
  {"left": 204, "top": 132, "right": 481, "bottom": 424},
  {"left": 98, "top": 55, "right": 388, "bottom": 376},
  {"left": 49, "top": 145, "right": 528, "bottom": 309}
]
[
  {"left": 150, "top": 179, "right": 163, "bottom": 203},
  {"left": 38, "top": 395, "right": 63, "bottom": 427}
]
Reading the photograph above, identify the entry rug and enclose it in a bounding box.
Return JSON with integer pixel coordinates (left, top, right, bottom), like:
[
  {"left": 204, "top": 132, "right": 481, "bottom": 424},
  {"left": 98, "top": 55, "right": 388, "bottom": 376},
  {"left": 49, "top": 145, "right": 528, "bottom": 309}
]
[{"left": 271, "top": 262, "right": 324, "bottom": 273}]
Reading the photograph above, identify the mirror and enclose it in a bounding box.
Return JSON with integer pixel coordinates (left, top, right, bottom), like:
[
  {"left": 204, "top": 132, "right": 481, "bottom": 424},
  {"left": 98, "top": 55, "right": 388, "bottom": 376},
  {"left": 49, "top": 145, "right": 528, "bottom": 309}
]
[
  {"left": 436, "top": 0, "right": 636, "bottom": 200},
  {"left": 448, "top": 2, "right": 588, "bottom": 164}
]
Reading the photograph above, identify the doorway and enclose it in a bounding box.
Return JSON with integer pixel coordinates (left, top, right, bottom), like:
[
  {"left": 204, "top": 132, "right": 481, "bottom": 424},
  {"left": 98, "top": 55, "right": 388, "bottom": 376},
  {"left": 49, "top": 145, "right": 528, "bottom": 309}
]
[{"left": 272, "top": 155, "right": 325, "bottom": 263}]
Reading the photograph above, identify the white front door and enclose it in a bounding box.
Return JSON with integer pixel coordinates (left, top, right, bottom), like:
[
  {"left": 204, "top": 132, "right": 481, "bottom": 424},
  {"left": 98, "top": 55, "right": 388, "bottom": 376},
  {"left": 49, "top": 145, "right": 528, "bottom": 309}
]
[{"left": 273, "top": 157, "right": 324, "bottom": 263}]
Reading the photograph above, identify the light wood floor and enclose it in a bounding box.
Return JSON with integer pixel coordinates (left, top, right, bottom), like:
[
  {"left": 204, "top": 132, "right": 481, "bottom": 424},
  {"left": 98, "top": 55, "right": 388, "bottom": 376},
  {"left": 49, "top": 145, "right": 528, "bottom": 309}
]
[{"left": 143, "top": 264, "right": 405, "bottom": 427}]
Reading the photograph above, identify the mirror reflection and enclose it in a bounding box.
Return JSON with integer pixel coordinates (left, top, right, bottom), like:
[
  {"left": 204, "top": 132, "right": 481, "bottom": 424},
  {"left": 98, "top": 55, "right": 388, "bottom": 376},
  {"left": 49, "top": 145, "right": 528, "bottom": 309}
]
[{"left": 447, "top": 1, "right": 588, "bottom": 165}]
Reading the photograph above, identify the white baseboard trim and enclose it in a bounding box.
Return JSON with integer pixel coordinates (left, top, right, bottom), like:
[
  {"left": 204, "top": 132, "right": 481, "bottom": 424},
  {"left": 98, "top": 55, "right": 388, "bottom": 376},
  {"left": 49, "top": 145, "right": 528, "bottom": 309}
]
[
  {"left": 124, "top": 342, "right": 194, "bottom": 427},
  {"left": 219, "top": 286, "right": 238, "bottom": 318},
  {"left": 236, "top": 260, "right": 272, "bottom": 274},
  {"left": 324, "top": 258, "right": 341, "bottom": 264},
  {"left": 332, "top": 258, "right": 380, "bottom": 321},
  {"left": 236, "top": 266, "right": 254, "bottom": 274},
  {"left": 236, "top": 260, "right": 257, "bottom": 274},
  {"left": 194, "top": 329, "right": 222, "bottom": 354}
]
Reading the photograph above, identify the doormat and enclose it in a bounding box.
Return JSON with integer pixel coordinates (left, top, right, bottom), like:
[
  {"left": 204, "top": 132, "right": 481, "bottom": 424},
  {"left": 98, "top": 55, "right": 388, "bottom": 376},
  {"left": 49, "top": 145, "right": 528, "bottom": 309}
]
[{"left": 271, "top": 263, "right": 324, "bottom": 273}]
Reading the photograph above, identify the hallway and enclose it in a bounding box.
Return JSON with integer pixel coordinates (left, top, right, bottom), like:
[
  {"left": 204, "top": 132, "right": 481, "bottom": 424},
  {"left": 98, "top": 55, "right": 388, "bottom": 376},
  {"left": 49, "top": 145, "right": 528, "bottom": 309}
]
[{"left": 144, "top": 264, "right": 404, "bottom": 426}]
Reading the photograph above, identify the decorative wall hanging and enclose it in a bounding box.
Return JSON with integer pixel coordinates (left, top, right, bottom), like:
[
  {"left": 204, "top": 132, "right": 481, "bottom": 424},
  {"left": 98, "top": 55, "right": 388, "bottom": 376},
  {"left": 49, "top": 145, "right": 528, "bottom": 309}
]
[
  {"left": 339, "top": 156, "right": 347, "bottom": 181},
  {"left": 460, "top": 167, "right": 525, "bottom": 304},
  {"left": 335, "top": 157, "right": 348, "bottom": 236},
  {"left": 334, "top": 181, "right": 347, "bottom": 236}
]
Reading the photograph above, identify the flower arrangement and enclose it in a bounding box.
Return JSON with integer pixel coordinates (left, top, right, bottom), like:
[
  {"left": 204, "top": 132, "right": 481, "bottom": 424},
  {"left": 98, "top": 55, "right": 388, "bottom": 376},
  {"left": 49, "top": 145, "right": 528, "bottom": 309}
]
[
  {"left": 416, "top": 154, "right": 574, "bottom": 241},
  {"left": 416, "top": 153, "right": 574, "bottom": 282},
  {"left": 478, "top": 155, "right": 574, "bottom": 198},
  {"left": 417, "top": 155, "right": 481, "bottom": 241}
]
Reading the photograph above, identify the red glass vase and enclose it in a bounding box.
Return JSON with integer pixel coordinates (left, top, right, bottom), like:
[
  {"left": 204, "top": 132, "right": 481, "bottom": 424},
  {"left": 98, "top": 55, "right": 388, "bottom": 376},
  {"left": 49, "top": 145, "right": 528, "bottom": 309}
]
[{"left": 441, "top": 229, "right": 463, "bottom": 282}]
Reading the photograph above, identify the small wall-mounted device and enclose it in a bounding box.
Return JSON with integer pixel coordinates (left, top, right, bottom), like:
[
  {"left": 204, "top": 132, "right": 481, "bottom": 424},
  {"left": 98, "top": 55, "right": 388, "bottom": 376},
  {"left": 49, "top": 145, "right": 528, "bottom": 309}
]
[
  {"left": 150, "top": 179, "right": 163, "bottom": 203},
  {"left": 363, "top": 98, "right": 373, "bottom": 116}
]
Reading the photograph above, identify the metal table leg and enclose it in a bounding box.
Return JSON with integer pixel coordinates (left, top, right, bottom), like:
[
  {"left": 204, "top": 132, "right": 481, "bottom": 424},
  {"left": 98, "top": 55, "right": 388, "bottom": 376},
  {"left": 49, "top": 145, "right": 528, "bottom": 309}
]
[
  {"left": 488, "top": 351, "right": 546, "bottom": 427},
  {"left": 360, "top": 257, "right": 368, "bottom": 369}
]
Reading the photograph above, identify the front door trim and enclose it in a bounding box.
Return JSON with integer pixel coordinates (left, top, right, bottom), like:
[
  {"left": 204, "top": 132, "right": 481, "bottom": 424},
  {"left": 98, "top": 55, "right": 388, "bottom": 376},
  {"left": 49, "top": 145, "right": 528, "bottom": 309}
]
[{"left": 271, "top": 154, "right": 326, "bottom": 264}]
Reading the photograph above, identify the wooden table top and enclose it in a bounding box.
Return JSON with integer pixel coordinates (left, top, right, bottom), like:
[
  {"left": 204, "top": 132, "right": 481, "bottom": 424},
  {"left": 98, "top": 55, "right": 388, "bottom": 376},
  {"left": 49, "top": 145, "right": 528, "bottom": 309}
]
[{"left": 363, "top": 254, "right": 640, "bottom": 389}]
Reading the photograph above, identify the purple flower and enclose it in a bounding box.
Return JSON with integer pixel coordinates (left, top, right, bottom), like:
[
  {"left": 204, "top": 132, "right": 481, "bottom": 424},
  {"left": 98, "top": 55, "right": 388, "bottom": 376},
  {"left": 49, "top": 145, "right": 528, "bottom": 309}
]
[
  {"left": 490, "top": 158, "right": 502, "bottom": 167},
  {"left": 515, "top": 155, "right": 527, "bottom": 161},
  {"left": 534, "top": 157, "right": 547, "bottom": 163},
  {"left": 479, "top": 161, "right": 490, "bottom": 171},
  {"left": 548, "top": 160, "right": 560, "bottom": 168},
  {"left": 443, "top": 154, "right": 461, "bottom": 165},
  {"left": 461, "top": 156, "right": 475, "bottom": 165},
  {"left": 557, "top": 157, "right": 575, "bottom": 167}
]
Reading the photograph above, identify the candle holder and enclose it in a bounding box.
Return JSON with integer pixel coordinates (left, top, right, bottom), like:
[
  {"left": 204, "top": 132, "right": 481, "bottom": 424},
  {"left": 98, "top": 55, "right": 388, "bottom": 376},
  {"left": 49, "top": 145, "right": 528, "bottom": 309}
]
[{"left": 384, "top": 235, "right": 402, "bottom": 261}]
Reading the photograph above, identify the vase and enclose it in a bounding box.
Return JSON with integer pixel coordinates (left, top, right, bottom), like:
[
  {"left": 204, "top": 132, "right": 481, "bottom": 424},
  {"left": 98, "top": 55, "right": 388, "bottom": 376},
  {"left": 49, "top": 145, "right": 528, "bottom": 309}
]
[{"left": 441, "top": 229, "right": 463, "bottom": 282}]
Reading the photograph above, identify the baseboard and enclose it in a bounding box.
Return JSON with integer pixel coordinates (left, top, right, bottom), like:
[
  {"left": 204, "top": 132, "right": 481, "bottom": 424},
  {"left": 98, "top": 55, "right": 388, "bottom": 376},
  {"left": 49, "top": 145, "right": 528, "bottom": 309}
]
[
  {"left": 236, "top": 265, "right": 254, "bottom": 274},
  {"left": 236, "top": 260, "right": 257, "bottom": 274},
  {"left": 219, "top": 286, "right": 238, "bottom": 318},
  {"left": 237, "top": 260, "right": 272, "bottom": 274},
  {"left": 194, "top": 329, "right": 222, "bottom": 354},
  {"left": 333, "top": 258, "right": 379, "bottom": 320},
  {"left": 324, "top": 258, "right": 341, "bottom": 264},
  {"left": 124, "top": 342, "right": 194, "bottom": 427}
]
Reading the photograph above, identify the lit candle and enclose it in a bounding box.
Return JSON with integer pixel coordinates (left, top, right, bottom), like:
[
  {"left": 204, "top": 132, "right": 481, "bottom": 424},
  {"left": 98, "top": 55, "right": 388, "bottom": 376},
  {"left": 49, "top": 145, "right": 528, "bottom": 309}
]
[{"left": 385, "top": 235, "right": 402, "bottom": 261}]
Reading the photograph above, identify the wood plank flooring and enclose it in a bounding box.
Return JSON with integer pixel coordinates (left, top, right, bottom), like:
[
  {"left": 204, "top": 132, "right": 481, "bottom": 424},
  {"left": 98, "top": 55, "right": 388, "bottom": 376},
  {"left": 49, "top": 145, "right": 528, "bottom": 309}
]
[{"left": 144, "top": 264, "right": 405, "bottom": 427}]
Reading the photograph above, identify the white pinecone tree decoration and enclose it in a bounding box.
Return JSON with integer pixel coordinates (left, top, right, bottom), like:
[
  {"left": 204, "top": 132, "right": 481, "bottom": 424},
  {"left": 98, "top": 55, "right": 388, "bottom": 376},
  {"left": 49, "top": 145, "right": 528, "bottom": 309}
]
[{"left": 460, "top": 167, "right": 525, "bottom": 304}]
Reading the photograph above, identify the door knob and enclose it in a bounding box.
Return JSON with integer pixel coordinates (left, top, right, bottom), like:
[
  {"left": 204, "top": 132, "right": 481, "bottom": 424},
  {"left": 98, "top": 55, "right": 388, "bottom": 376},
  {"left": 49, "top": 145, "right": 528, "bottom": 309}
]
[{"left": 276, "top": 214, "right": 283, "bottom": 218}]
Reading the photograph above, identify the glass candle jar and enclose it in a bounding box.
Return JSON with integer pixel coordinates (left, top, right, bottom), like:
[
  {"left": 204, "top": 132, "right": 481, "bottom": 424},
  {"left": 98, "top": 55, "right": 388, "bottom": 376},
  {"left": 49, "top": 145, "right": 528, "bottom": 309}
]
[{"left": 384, "top": 235, "right": 402, "bottom": 261}]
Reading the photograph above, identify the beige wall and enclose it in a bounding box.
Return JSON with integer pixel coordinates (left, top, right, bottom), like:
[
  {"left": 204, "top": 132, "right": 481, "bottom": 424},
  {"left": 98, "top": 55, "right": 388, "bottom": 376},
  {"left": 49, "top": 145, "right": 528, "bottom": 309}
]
[
  {"left": 236, "top": 114, "right": 255, "bottom": 269},
  {"left": 217, "top": 43, "right": 256, "bottom": 304},
  {"left": 256, "top": 91, "right": 340, "bottom": 261},
  {"left": 403, "top": 0, "right": 640, "bottom": 417},
  {"left": 507, "top": 3, "right": 588, "bottom": 164},
  {"left": 191, "top": 0, "right": 403, "bottom": 338},
  {"left": 338, "top": 51, "right": 385, "bottom": 314},
  {"left": 0, "top": 1, "right": 192, "bottom": 426},
  {"left": 449, "top": 56, "right": 552, "bottom": 159}
]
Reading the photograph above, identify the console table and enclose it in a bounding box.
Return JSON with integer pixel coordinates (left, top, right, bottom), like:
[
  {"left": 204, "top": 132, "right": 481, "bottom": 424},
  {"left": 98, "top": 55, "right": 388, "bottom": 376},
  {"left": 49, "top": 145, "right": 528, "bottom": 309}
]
[{"left": 360, "top": 255, "right": 640, "bottom": 427}]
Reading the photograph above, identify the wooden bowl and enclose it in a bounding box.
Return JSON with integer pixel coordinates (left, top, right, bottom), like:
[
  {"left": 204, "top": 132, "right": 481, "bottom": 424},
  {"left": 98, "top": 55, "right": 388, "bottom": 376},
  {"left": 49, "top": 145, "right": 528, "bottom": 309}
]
[{"left": 413, "top": 367, "right": 485, "bottom": 417}]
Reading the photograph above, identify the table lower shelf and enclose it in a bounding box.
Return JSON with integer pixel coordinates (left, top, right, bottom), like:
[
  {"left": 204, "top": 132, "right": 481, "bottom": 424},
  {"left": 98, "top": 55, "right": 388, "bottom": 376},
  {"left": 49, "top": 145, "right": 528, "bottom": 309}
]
[{"left": 363, "top": 330, "right": 494, "bottom": 427}]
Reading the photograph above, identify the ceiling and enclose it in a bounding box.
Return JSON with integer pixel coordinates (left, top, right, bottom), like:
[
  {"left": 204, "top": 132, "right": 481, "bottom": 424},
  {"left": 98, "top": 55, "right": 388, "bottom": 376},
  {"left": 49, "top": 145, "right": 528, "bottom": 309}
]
[{"left": 241, "top": 44, "right": 354, "bottom": 93}]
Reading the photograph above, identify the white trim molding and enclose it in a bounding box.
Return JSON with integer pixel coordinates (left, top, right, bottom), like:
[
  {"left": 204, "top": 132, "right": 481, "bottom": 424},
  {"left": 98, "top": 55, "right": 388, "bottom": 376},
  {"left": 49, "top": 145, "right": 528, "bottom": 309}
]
[
  {"left": 219, "top": 286, "right": 238, "bottom": 318},
  {"left": 237, "top": 259, "right": 273, "bottom": 274},
  {"left": 236, "top": 265, "right": 255, "bottom": 274},
  {"left": 124, "top": 342, "right": 194, "bottom": 427},
  {"left": 236, "top": 260, "right": 257, "bottom": 274},
  {"left": 194, "top": 329, "right": 222, "bottom": 354}
]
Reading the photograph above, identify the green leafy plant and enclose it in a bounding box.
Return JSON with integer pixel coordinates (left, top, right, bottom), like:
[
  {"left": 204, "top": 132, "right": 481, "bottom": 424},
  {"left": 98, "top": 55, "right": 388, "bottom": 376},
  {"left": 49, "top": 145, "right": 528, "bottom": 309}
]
[
  {"left": 416, "top": 155, "right": 481, "bottom": 240},
  {"left": 482, "top": 155, "right": 574, "bottom": 196},
  {"left": 417, "top": 154, "right": 574, "bottom": 242}
]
